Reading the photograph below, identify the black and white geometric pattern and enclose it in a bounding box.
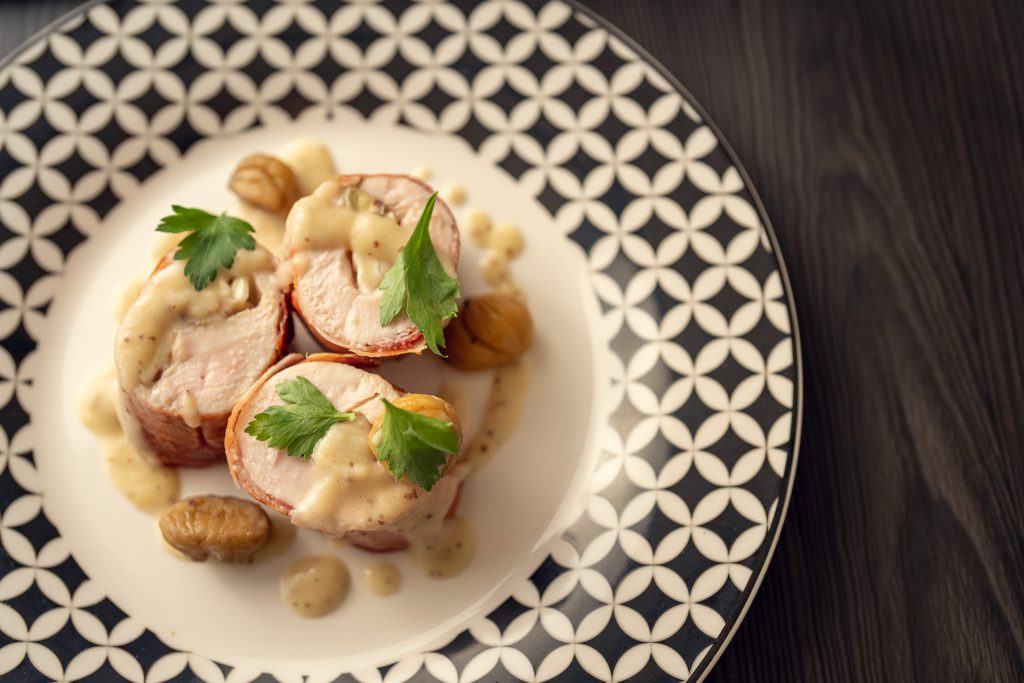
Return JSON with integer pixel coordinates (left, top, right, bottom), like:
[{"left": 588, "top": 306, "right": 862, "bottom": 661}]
[{"left": 0, "top": 1, "right": 800, "bottom": 681}]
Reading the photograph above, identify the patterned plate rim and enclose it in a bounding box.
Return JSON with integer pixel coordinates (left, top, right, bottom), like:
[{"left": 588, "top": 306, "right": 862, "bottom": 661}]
[
  {"left": 569, "top": 5, "right": 798, "bottom": 679},
  {"left": 559, "top": 3, "right": 805, "bottom": 678}
]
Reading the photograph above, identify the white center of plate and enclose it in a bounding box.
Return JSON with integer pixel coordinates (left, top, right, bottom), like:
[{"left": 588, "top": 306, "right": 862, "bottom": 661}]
[{"left": 30, "top": 115, "right": 605, "bottom": 676}]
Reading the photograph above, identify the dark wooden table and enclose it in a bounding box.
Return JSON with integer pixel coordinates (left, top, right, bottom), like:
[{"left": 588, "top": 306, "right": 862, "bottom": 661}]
[{"left": 3, "top": 1, "right": 1022, "bottom": 681}]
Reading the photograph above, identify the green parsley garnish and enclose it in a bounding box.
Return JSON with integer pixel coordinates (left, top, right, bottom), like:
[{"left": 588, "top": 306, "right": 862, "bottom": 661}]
[
  {"left": 156, "top": 205, "right": 256, "bottom": 291},
  {"left": 376, "top": 398, "right": 459, "bottom": 491},
  {"left": 244, "top": 377, "right": 354, "bottom": 459},
  {"left": 379, "top": 192, "right": 460, "bottom": 355}
]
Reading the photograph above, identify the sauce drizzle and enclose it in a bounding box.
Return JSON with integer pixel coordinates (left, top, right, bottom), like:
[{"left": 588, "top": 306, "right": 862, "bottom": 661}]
[{"left": 462, "top": 358, "right": 531, "bottom": 470}]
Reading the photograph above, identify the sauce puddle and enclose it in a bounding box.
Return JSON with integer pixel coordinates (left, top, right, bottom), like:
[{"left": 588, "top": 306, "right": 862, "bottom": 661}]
[
  {"left": 252, "top": 514, "right": 298, "bottom": 562},
  {"left": 409, "top": 517, "right": 475, "bottom": 579},
  {"left": 78, "top": 363, "right": 180, "bottom": 514},
  {"left": 281, "top": 555, "right": 350, "bottom": 618},
  {"left": 363, "top": 561, "right": 401, "bottom": 596}
]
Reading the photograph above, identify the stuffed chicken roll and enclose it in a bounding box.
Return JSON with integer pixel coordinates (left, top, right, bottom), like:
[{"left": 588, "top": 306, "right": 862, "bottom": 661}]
[
  {"left": 115, "top": 247, "right": 290, "bottom": 466},
  {"left": 285, "top": 174, "right": 460, "bottom": 357},
  {"left": 225, "top": 353, "right": 464, "bottom": 551}
]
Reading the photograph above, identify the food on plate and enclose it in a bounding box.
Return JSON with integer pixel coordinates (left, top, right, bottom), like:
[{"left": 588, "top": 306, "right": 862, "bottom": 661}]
[
  {"left": 490, "top": 222, "right": 525, "bottom": 259},
  {"left": 228, "top": 139, "right": 339, "bottom": 258},
  {"left": 463, "top": 209, "right": 491, "bottom": 247},
  {"left": 408, "top": 515, "right": 475, "bottom": 579},
  {"left": 104, "top": 435, "right": 181, "bottom": 513},
  {"left": 159, "top": 495, "right": 271, "bottom": 562},
  {"left": 78, "top": 363, "right": 125, "bottom": 437},
  {"left": 363, "top": 560, "right": 401, "bottom": 596},
  {"left": 286, "top": 174, "right": 460, "bottom": 357},
  {"left": 79, "top": 364, "right": 182, "bottom": 512},
  {"left": 367, "top": 392, "right": 462, "bottom": 483},
  {"left": 462, "top": 210, "right": 524, "bottom": 289},
  {"left": 80, "top": 137, "right": 536, "bottom": 615},
  {"left": 229, "top": 153, "right": 300, "bottom": 213},
  {"left": 115, "top": 224, "right": 290, "bottom": 466},
  {"left": 281, "top": 555, "right": 350, "bottom": 618},
  {"left": 226, "top": 353, "right": 466, "bottom": 551},
  {"left": 439, "top": 183, "right": 466, "bottom": 206},
  {"left": 445, "top": 293, "right": 533, "bottom": 370},
  {"left": 459, "top": 358, "right": 530, "bottom": 469}
]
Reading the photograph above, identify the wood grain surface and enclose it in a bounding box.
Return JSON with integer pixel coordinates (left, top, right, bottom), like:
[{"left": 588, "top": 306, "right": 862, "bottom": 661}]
[{"left": 2, "top": 1, "right": 1023, "bottom": 681}]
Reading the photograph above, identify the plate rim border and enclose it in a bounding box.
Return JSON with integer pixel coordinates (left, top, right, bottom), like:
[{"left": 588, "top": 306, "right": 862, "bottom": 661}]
[{"left": 562, "top": 2, "right": 805, "bottom": 679}]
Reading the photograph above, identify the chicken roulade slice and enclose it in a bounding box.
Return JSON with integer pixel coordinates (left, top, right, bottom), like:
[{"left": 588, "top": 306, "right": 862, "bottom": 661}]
[
  {"left": 115, "top": 247, "right": 291, "bottom": 467},
  {"left": 285, "top": 174, "right": 460, "bottom": 357},
  {"left": 226, "top": 353, "right": 465, "bottom": 551}
]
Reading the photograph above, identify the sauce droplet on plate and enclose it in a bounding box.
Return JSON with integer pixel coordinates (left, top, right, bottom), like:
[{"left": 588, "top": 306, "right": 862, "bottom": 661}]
[
  {"left": 281, "top": 555, "right": 350, "bottom": 618},
  {"left": 363, "top": 560, "right": 401, "bottom": 596},
  {"left": 410, "top": 517, "right": 475, "bottom": 579}
]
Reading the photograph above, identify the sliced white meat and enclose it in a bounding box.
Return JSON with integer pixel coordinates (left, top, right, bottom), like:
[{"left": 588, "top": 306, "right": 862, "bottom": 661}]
[
  {"left": 285, "top": 174, "right": 460, "bottom": 357},
  {"left": 115, "top": 247, "right": 291, "bottom": 467},
  {"left": 225, "top": 353, "right": 466, "bottom": 551}
]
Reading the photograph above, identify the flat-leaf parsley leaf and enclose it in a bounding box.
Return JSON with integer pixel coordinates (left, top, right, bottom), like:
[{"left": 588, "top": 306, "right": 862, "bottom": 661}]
[
  {"left": 379, "top": 192, "right": 460, "bottom": 355},
  {"left": 376, "top": 398, "right": 459, "bottom": 491},
  {"left": 244, "top": 376, "right": 354, "bottom": 459},
  {"left": 157, "top": 205, "right": 257, "bottom": 291}
]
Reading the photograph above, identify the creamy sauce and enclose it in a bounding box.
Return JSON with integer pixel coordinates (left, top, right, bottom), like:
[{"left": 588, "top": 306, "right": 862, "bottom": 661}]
[
  {"left": 278, "top": 138, "right": 338, "bottom": 197},
  {"left": 229, "top": 139, "right": 339, "bottom": 257},
  {"left": 287, "top": 182, "right": 408, "bottom": 291},
  {"left": 435, "top": 380, "right": 470, "bottom": 425},
  {"left": 479, "top": 251, "right": 510, "bottom": 288},
  {"left": 464, "top": 209, "right": 492, "bottom": 247},
  {"left": 411, "top": 165, "right": 433, "bottom": 181},
  {"left": 463, "top": 209, "right": 525, "bottom": 290},
  {"left": 290, "top": 413, "right": 458, "bottom": 539},
  {"left": 103, "top": 436, "right": 180, "bottom": 514},
  {"left": 115, "top": 248, "right": 273, "bottom": 391},
  {"left": 114, "top": 394, "right": 161, "bottom": 466},
  {"left": 78, "top": 364, "right": 181, "bottom": 513},
  {"left": 363, "top": 561, "right": 401, "bottom": 596},
  {"left": 151, "top": 231, "right": 185, "bottom": 263},
  {"left": 440, "top": 183, "right": 466, "bottom": 206},
  {"left": 410, "top": 517, "right": 475, "bottom": 579},
  {"left": 290, "top": 415, "right": 413, "bottom": 531},
  {"left": 229, "top": 201, "right": 290, "bottom": 259},
  {"left": 281, "top": 555, "right": 350, "bottom": 618},
  {"left": 253, "top": 513, "right": 298, "bottom": 562},
  {"left": 77, "top": 364, "right": 122, "bottom": 436},
  {"left": 490, "top": 223, "right": 525, "bottom": 258},
  {"left": 114, "top": 277, "right": 145, "bottom": 324},
  {"left": 462, "top": 358, "right": 531, "bottom": 469}
]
